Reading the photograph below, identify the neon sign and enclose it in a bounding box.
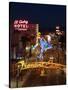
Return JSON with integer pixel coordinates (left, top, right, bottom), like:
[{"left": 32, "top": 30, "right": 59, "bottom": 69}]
[
  {"left": 14, "top": 20, "right": 36, "bottom": 31},
  {"left": 14, "top": 20, "right": 28, "bottom": 31}
]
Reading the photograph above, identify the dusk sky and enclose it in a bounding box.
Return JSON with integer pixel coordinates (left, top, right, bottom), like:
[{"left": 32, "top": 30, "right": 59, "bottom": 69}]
[{"left": 9, "top": 2, "right": 66, "bottom": 32}]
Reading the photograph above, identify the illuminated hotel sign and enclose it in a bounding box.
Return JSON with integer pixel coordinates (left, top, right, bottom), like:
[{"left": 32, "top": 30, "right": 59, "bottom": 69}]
[
  {"left": 14, "top": 20, "right": 36, "bottom": 31},
  {"left": 14, "top": 20, "right": 28, "bottom": 31}
]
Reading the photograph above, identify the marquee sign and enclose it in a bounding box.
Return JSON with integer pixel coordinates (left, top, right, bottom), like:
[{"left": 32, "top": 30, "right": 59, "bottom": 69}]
[{"left": 14, "top": 20, "right": 36, "bottom": 31}]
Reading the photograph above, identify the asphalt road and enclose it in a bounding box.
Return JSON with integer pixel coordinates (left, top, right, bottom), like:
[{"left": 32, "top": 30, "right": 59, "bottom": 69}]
[{"left": 10, "top": 68, "right": 66, "bottom": 88}]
